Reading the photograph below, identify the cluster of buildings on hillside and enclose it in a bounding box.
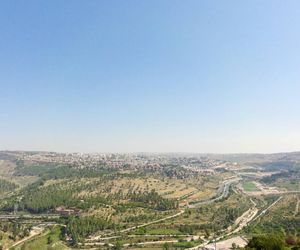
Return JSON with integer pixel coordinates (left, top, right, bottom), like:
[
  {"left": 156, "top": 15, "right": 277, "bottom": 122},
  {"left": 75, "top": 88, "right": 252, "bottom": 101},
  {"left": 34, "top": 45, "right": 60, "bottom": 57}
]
[{"left": 1, "top": 150, "right": 224, "bottom": 171}]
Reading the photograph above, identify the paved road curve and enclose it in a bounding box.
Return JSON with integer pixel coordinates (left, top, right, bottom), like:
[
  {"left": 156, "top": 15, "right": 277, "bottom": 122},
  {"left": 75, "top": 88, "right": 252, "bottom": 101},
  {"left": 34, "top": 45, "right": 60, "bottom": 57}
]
[{"left": 188, "top": 178, "right": 241, "bottom": 208}]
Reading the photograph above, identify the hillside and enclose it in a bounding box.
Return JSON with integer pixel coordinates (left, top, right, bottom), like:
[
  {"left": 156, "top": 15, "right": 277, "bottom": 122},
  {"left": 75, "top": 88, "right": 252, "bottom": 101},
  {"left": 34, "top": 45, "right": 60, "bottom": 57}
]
[{"left": 0, "top": 151, "right": 299, "bottom": 249}]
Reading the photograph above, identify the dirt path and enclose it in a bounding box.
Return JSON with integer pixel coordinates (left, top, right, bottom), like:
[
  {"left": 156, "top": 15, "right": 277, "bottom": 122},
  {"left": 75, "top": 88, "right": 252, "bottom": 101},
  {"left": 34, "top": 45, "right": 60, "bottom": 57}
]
[
  {"left": 205, "top": 236, "right": 248, "bottom": 250},
  {"left": 7, "top": 226, "right": 45, "bottom": 250},
  {"left": 81, "top": 242, "right": 114, "bottom": 247},
  {"left": 189, "top": 196, "right": 283, "bottom": 250},
  {"left": 89, "top": 177, "right": 242, "bottom": 245},
  {"left": 84, "top": 240, "right": 181, "bottom": 247},
  {"left": 120, "top": 210, "right": 185, "bottom": 233},
  {"left": 252, "top": 196, "right": 282, "bottom": 222},
  {"left": 188, "top": 198, "right": 258, "bottom": 250},
  {"left": 89, "top": 210, "right": 185, "bottom": 241},
  {"left": 123, "top": 240, "right": 179, "bottom": 247},
  {"left": 90, "top": 236, "right": 200, "bottom": 247},
  {"left": 226, "top": 207, "right": 258, "bottom": 236}
]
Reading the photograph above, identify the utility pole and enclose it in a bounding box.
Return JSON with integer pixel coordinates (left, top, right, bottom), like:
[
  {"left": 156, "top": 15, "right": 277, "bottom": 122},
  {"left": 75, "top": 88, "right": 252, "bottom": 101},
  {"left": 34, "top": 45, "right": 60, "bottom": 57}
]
[
  {"left": 214, "top": 236, "right": 217, "bottom": 250},
  {"left": 212, "top": 214, "right": 218, "bottom": 250},
  {"left": 213, "top": 228, "right": 217, "bottom": 250}
]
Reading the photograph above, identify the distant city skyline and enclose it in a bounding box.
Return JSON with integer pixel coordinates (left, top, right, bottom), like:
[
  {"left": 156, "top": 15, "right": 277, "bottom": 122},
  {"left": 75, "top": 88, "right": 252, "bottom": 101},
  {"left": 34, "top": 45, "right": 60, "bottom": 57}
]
[{"left": 1, "top": 1, "right": 300, "bottom": 153}]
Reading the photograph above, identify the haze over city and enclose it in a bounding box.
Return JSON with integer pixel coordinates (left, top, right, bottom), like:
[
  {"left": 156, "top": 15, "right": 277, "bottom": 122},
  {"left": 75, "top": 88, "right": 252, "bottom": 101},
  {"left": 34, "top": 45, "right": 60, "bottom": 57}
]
[{"left": 1, "top": 1, "right": 300, "bottom": 153}]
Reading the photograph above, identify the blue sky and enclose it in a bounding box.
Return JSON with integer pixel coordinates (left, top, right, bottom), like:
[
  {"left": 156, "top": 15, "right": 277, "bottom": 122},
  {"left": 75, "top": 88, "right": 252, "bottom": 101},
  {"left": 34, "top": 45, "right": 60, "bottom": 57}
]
[{"left": 1, "top": 1, "right": 300, "bottom": 153}]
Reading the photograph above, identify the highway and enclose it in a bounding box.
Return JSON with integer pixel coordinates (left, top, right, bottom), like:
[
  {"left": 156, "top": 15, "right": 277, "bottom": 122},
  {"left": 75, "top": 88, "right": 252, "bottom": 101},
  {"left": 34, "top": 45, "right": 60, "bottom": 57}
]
[
  {"left": 252, "top": 196, "right": 282, "bottom": 222},
  {"left": 0, "top": 213, "right": 60, "bottom": 220},
  {"left": 89, "top": 177, "right": 242, "bottom": 243},
  {"left": 188, "top": 177, "right": 241, "bottom": 208},
  {"left": 188, "top": 195, "right": 283, "bottom": 250}
]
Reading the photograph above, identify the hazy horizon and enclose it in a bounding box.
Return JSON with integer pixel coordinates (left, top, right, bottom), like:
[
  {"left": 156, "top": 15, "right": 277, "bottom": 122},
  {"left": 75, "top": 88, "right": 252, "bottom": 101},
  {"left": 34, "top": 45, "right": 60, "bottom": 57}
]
[
  {"left": 1, "top": 148, "right": 300, "bottom": 156},
  {"left": 1, "top": 1, "right": 300, "bottom": 153}
]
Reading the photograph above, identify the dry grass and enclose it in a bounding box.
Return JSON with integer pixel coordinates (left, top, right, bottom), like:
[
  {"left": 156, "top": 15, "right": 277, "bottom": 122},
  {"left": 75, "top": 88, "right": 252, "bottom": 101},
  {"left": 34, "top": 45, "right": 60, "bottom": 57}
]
[
  {"left": 43, "top": 175, "right": 218, "bottom": 203},
  {"left": 0, "top": 160, "right": 16, "bottom": 177}
]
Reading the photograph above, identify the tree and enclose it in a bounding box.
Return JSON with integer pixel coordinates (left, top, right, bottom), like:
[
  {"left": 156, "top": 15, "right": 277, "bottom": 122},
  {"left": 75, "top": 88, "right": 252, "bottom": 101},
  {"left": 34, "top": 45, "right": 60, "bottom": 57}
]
[
  {"left": 114, "top": 240, "right": 122, "bottom": 250},
  {"left": 204, "top": 229, "right": 211, "bottom": 238},
  {"left": 47, "top": 235, "right": 53, "bottom": 245},
  {"left": 247, "top": 234, "right": 285, "bottom": 250},
  {"left": 163, "top": 243, "right": 170, "bottom": 250}
]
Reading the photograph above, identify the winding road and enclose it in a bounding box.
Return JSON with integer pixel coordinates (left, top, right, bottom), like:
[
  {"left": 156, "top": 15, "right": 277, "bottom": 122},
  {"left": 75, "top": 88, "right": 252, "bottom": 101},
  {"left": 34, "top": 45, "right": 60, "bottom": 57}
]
[
  {"left": 188, "top": 178, "right": 241, "bottom": 208},
  {"left": 188, "top": 196, "right": 283, "bottom": 250},
  {"left": 3, "top": 176, "right": 255, "bottom": 249},
  {"left": 89, "top": 177, "right": 241, "bottom": 243},
  {"left": 89, "top": 210, "right": 185, "bottom": 241}
]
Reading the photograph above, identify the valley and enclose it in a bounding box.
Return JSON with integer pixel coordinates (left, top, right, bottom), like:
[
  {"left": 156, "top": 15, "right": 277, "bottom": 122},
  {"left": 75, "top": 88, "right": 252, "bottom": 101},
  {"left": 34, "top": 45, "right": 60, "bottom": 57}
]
[{"left": 0, "top": 151, "right": 300, "bottom": 249}]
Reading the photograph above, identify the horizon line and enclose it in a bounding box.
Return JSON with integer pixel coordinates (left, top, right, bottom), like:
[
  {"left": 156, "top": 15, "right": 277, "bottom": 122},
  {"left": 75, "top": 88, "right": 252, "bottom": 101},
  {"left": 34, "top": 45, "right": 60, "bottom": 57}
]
[{"left": 1, "top": 149, "right": 300, "bottom": 156}]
